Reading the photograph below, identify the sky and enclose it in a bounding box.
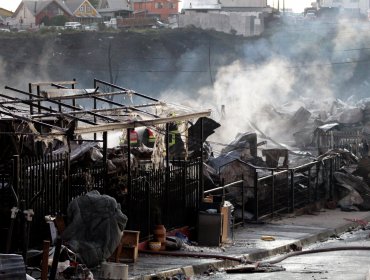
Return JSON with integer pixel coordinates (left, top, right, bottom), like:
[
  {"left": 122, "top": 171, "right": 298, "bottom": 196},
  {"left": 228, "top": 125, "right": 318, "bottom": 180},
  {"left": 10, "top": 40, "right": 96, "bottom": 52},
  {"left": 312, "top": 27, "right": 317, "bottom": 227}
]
[
  {"left": 1, "top": 0, "right": 315, "bottom": 13},
  {"left": 1, "top": 0, "right": 21, "bottom": 12}
]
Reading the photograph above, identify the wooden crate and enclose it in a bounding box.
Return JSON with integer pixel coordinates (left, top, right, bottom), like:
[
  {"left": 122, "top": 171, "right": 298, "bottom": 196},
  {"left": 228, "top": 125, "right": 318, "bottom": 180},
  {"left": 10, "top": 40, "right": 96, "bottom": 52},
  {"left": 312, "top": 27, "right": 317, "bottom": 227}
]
[{"left": 115, "top": 230, "right": 140, "bottom": 263}]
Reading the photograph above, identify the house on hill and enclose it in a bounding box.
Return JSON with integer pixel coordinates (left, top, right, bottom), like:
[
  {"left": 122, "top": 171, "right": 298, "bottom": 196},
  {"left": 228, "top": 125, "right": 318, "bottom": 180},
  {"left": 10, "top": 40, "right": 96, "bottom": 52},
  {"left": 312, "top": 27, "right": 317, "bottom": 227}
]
[
  {"left": 0, "top": 7, "right": 13, "bottom": 18},
  {"left": 131, "top": 0, "right": 179, "bottom": 21},
  {"left": 12, "top": 0, "right": 73, "bottom": 28},
  {"left": 318, "top": 0, "right": 369, "bottom": 18},
  {"left": 0, "top": 8, "right": 13, "bottom": 27},
  {"left": 179, "top": 0, "right": 272, "bottom": 37},
  {"left": 64, "top": 0, "right": 101, "bottom": 23},
  {"left": 96, "top": 0, "right": 132, "bottom": 20}
]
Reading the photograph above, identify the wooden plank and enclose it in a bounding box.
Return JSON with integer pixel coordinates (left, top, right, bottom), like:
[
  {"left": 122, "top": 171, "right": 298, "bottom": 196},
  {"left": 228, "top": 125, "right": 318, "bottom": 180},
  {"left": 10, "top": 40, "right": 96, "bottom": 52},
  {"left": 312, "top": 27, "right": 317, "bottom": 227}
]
[
  {"left": 221, "top": 206, "right": 229, "bottom": 243},
  {"left": 30, "top": 81, "right": 77, "bottom": 86},
  {"left": 74, "top": 110, "right": 211, "bottom": 135}
]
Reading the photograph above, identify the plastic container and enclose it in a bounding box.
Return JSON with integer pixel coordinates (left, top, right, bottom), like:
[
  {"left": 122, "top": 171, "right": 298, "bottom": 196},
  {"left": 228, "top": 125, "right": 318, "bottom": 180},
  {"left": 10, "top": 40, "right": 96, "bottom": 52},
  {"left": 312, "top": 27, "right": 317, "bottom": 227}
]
[{"left": 101, "top": 262, "right": 128, "bottom": 280}]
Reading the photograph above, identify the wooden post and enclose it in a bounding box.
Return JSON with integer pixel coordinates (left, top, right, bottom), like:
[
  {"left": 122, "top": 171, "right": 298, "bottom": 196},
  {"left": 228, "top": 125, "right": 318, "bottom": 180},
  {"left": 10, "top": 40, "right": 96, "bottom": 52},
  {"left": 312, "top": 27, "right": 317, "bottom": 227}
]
[
  {"left": 41, "top": 240, "right": 50, "bottom": 280},
  {"left": 49, "top": 237, "right": 62, "bottom": 280}
]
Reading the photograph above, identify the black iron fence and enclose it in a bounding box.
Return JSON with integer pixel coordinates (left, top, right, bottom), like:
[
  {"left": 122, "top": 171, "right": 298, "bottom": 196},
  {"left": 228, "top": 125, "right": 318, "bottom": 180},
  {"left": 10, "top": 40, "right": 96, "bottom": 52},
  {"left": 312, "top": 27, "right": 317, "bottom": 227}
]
[
  {"left": 317, "top": 130, "right": 362, "bottom": 156},
  {"left": 123, "top": 159, "right": 201, "bottom": 239},
  {"left": 0, "top": 154, "right": 202, "bottom": 248},
  {"left": 238, "top": 155, "right": 341, "bottom": 221},
  {"left": 0, "top": 149, "right": 342, "bottom": 248}
]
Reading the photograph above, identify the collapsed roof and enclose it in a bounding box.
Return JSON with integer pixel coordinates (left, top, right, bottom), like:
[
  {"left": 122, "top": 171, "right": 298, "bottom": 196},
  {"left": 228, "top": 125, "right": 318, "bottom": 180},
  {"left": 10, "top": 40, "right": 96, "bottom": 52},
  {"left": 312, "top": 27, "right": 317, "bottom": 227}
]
[{"left": 0, "top": 79, "right": 211, "bottom": 147}]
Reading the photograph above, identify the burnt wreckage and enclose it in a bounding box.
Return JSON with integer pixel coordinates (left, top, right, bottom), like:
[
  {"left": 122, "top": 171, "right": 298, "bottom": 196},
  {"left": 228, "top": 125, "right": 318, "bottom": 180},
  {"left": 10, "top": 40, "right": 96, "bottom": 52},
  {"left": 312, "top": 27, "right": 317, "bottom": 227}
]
[
  {"left": 0, "top": 79, "right": 215, "bottom": 258},
  {"left": 1, "top": 78, "right": 370, "bottom": 273}
]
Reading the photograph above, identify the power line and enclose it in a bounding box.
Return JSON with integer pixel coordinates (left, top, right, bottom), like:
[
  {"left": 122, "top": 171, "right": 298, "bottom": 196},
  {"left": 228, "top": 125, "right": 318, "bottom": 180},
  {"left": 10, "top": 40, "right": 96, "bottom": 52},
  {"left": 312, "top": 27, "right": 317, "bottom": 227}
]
[{"left": 3, "top": 54, "right": 370, "bottom": 73}]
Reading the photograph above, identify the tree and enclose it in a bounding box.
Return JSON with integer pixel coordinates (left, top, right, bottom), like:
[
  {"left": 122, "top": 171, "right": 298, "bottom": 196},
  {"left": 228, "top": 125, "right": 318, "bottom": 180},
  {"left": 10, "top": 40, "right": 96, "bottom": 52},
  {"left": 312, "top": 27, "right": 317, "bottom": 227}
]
[
  {"left": 50, "top": 15, "right": 68, "bottom": 26},
  {"left": 40, "top": 16, "right": 50, "bottom": 26}
]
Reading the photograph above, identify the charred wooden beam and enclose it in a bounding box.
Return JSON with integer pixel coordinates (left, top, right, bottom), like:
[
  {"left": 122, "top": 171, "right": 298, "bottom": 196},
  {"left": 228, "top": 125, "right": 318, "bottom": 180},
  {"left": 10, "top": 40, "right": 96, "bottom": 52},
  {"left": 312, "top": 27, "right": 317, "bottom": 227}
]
[
  {"left": 4, "top": 86, "right": 119, "bottom": 123},
  {"left": 94, "top": 78, "right": 159, "bottom": 102},
  {"left": 0, "top": 109, "right": 67, "bottom": 132},
  {"left": 49, "top": 85, "right": 161, "bottom": 118},
  {"left": 0, "top": 93, "right": 97, "bottom": 126},
  {"left": 74, "top": 110, "right": 212, "bottom": 135},
  {"left": 31, "top": 81, "right": 77, "bottom": 86}
]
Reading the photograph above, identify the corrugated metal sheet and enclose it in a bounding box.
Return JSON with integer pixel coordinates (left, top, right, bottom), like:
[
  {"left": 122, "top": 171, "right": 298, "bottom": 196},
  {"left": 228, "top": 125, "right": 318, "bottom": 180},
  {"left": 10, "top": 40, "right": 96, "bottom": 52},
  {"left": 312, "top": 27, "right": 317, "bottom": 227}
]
[{"left": 0, "top": 254, "right": 26, "bottom": 280}]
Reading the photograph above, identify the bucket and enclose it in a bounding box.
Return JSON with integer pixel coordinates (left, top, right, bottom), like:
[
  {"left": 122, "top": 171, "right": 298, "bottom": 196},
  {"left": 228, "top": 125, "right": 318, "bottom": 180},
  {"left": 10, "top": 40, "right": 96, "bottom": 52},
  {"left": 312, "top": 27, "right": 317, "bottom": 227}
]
[{"left": 101, "top": 262, "right": 128, "bottom": 280}]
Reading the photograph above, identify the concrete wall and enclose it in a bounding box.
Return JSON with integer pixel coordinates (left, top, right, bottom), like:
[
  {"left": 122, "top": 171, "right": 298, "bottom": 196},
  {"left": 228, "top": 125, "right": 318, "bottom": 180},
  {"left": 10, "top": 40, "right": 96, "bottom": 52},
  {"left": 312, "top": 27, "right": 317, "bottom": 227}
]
[
  {"left": 179, "top": 10, "right": 264, "bottom": 37},
  {"left": 220, "top": 0, "right": 267, "bottom": 8}
]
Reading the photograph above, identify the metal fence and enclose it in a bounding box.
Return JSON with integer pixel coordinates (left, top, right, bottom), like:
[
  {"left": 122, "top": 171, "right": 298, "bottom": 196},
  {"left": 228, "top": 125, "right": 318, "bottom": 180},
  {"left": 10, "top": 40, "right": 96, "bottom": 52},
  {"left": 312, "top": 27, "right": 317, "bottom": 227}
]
[
  {"left": 0, "top": 154, "right": 202, "bottom": 249},
  {"left": 123, "top": 159, "right": 201, "bottom": 239},
  {"left": 317, "top": 130, "right": 362, "bottom": 156},
  {"left": 223, "top": 154, "right": 341, "bottom": 221},
  {"left": 0, "top": 149, "right": 342, "bottom": 248}
]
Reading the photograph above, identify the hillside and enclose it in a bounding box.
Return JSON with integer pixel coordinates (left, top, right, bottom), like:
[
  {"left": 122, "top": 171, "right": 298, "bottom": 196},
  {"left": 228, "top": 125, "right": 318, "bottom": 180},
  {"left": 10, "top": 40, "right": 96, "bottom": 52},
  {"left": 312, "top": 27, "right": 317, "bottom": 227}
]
[{"left": 0, "top": 28, "right": 248, "bottom": 97}]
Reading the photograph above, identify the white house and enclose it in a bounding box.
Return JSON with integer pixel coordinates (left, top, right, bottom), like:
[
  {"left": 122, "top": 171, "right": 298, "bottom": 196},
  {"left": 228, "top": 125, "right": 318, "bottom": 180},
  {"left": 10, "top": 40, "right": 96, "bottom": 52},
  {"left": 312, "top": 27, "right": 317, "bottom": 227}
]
[
  {"left": 179, "top": 0, "right": 271, "bottom": 37},
  {"left": 221, "top": 0, "right": 267, "bottom": 8},
  {"left": 319, "top": 0, "right": 369, "bottom": 17}
]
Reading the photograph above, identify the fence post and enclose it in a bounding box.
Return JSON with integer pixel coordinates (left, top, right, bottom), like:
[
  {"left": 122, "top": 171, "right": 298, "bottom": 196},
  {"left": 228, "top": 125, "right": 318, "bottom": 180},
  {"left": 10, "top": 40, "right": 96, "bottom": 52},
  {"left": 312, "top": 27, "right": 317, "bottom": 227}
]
[
  {"left": 253, "top": 169, "right": 258, "bottom": 222},
  {"left": 315, "top": 163, "right": 319, "bottom": 201},
  {"left": 271, "top": 169, "right": 275, "bottom": 218},
  {"left": 200, "top": 118, "right": 204, "bottom": 203},
  {"left": 28, "top": 83, "right": 33, "bottom": 115},
  {"left": 241, "top": 175, "right": 245, "bottom": 227},
  {"left": 308, "top": 167, "right": 311, "bottom": 204},
  {"left": 290, "top": 169, "right": 294, "bottom": 213},
  {"left": 12, "top": 155, "right": 20, "bottom": 194},
  {"left": 329, "top": 157, "right": 333, "bottom": 200},
  {"left": 64, "top": 153, "right": 70, "bottom": 209},
  {"left": 165, "top": 123, "right": 170, "bottom": 226},
  {"left": 146, "top": 180, "right": 151, "bottom": 239}
]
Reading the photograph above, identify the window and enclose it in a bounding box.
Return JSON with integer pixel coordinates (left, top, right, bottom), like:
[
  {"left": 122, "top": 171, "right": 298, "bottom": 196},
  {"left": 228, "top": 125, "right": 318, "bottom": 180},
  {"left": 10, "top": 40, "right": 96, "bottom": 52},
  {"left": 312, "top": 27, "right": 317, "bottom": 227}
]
[
  {"left": 155, "top": 2, "right": 163, "bottom": 9},
  {"left": 80, "top": 6, "right": 84, "bottom": 12},
  {"left": 87, "top": 5, "right": 91, "bottom": 12}
]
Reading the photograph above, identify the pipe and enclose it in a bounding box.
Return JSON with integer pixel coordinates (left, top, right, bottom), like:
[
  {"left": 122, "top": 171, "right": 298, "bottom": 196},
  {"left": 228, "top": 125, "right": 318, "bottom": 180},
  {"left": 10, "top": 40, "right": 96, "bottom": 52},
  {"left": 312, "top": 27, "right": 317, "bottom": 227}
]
[
  {"left": 139, "top": 249, "right": 247, "bottom": 263},
  {"left": 140, "top": 245, "right": 370, "bottom": 267},
  {"left": 260, "top": 246, "right": 370, "bottom": 265}
]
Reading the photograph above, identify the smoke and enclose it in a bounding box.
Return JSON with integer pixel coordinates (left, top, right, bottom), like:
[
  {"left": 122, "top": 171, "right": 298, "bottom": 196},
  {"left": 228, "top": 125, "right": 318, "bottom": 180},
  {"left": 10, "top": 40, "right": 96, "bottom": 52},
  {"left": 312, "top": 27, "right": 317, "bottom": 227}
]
[
  {"left": 1, "top": 37, "right": 53, "bottom": 92},
  {"left": 1, "top": 16, "right": 370, "bottom": 149},
  {"left": 160, "top": 17, "right": 370, "bottom": 147}
]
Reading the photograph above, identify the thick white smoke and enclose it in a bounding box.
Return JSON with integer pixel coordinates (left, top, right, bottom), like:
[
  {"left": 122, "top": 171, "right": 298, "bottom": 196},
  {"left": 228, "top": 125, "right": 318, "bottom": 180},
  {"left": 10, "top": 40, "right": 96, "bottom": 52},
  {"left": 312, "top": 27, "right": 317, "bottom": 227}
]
[{"left": 160, "top": 18, "right": 370, "bottom": 148}]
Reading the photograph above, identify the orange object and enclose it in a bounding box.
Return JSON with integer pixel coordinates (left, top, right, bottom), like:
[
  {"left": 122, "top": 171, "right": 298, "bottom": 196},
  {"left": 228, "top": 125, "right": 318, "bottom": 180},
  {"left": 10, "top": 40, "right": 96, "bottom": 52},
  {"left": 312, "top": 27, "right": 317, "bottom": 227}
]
[{"left": 153, "top": 225, "right": 166, "bottom": 251}]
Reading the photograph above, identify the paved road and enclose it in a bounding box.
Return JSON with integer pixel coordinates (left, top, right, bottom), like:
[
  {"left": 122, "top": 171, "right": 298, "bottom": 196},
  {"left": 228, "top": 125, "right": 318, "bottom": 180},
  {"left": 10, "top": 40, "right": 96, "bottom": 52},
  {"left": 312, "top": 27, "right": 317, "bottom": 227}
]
[{"left": 193, "top": 227, "right": 370, "bottom": 280}]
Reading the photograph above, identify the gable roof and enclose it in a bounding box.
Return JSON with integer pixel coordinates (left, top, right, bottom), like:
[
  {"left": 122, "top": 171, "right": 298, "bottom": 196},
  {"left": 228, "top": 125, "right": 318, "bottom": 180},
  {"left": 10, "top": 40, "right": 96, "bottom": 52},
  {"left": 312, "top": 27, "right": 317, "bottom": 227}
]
[
  {"left": 65, "top": 0, "right": 101, "bottom": 17},
  {"left": 14, "top": 0, "right": 73, "bottom": 17},
  {"left": 98, "top": 0, "right": 132, "bottom": 12},
  {"left": 65, "top": 0, "right": 85, "bottom": 13},
  {"left": 0, "top": 7, "right": 13, "bottom": 17}
]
